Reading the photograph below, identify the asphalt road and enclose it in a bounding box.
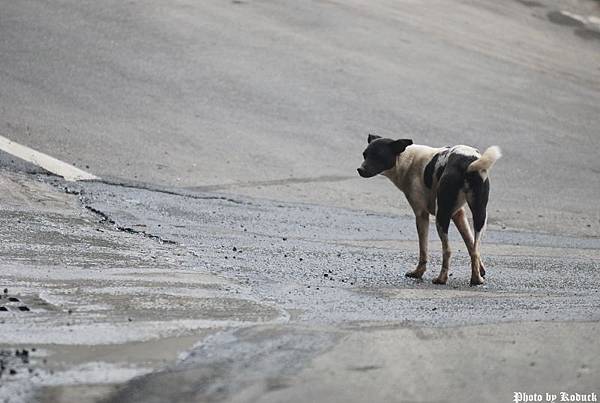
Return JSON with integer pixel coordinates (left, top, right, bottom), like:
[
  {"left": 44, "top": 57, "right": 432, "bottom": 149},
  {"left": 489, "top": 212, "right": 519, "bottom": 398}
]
[
  {"left": 2, "top": 0, "right": 599, "bottom": 235},
  {"left": 1, "top": 171, "right": 598, "bottom": 402},
  {"left": 1, "top": 0, "right": 599, "bottom": 402}
]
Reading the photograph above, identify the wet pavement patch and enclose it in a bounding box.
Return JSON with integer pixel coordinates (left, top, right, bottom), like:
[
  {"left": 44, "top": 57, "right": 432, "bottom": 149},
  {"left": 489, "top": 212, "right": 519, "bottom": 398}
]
[{"left": 104, "top": 325, "right": 340, "bottom": 403}]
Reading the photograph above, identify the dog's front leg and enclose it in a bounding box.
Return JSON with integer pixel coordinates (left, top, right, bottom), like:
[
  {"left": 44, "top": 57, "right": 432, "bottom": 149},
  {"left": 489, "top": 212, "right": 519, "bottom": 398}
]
[{"left": 405, "top": 211, "right": 429, "bottom": 279}]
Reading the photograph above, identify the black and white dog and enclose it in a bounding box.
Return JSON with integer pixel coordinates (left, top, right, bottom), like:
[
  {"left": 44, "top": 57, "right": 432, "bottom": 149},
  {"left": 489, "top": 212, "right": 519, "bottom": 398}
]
[{"left": 357, "top": 134, "right": 501, "bottom": 286}]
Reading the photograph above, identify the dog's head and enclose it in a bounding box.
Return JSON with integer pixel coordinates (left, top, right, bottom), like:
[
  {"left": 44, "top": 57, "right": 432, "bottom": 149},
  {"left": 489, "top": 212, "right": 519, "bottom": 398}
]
[{"left": 357, "top": 134, "right": 413, "bottom": 178}]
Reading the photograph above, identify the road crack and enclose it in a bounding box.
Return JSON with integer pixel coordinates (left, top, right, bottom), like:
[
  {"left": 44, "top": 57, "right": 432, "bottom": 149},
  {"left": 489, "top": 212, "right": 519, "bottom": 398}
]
[{"left": 82, "top": 204, "right": 178, "bottom": 245}]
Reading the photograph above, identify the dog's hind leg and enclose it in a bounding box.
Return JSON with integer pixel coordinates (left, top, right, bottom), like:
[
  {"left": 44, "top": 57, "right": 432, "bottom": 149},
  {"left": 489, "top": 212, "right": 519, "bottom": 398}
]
[
  {"left": 433, "top": 175, "right": 461, "bottom": 285},
  {"left": 452, "top": 208, "right": 485, "bottom": 277},
  {"left": 406, "top": 211, "right": 429, "bottom": 279},
  {"left": 467, "top": 179, "right": 490, "bottom": 286}
]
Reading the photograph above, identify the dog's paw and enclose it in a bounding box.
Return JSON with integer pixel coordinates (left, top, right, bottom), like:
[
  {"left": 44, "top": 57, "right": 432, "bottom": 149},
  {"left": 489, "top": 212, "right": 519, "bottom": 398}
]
[
  {"left": 405, "top": 270, "right": 424, "bottom": 279},
  {"left": 469, "top": 276, "right": 485, "bottom": 286},
  {"left": 479, "top": 261, "right": 486, "bottom": 278},
  {"left": 432, "top": 276, "right": 447, "bottom": 285}
]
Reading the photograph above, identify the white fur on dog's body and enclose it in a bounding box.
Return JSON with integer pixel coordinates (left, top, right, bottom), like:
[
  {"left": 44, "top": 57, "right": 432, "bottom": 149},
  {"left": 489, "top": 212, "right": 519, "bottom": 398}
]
[
  {"left": 383, "top": 145, "right": 440, "bottom": 215},
  {"left": 382, "top": 144, "right": 483, "bottom": 216}
]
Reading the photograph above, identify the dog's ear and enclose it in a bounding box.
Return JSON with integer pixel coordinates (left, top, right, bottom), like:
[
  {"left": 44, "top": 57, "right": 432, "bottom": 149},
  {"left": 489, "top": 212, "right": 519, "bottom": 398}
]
[
  {"left": 391, "top": 139, "right": 413, "bottom": 154},
  {"left": 367, "top": 134, "right": 381, "bottom": 144}
]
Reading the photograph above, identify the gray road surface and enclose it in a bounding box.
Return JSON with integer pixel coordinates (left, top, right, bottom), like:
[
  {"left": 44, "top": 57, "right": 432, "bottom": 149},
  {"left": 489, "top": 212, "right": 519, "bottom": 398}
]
[
  {"left": 0, "top": 171, "right": 599, "bottom": 402},
  {"left": 1, "top": 0, "right": 599, "bottom": 235},
  {"left": 1, "top": 0, "right": 599, "bottom": 402}
]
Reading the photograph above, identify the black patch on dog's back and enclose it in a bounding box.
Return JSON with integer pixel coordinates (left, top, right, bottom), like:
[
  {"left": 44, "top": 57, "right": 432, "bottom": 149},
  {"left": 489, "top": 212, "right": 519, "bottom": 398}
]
[
  {"left": 435, "top": 167, "right": 463, "bottom": 232},
  {"left": 449, "top": 153, "right": 477, "bottom": 173},
  {"left": 434, "top": 152, "right": 481, "bottom": 234},
  {"left": 435, "top": 148, "right": 452, "bottom": 180},
  {"left": 425, "top": 148, "right": 451, "bottom": 189},
  {"left": 424, "top": 153, "right": 440, "bottom": 188},
  {"left": 435, "top": 163, "right": 446, "bottom": 181}
]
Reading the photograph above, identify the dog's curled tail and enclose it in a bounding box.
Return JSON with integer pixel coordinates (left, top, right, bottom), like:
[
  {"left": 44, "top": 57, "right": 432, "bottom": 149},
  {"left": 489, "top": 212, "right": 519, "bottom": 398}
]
[{"left": 467, "top": 146, "right": 502, "bottom": 178}]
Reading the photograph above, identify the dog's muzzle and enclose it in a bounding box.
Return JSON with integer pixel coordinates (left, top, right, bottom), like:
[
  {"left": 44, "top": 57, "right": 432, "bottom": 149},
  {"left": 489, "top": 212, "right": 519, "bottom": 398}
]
[{"left": 357, "top": 167, "right": 374, "bottom": 178}]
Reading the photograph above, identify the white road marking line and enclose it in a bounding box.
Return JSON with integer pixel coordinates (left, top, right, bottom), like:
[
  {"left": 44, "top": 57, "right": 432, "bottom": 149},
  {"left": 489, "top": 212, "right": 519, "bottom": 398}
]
[
  {"left": 560, "top": 10, "right": 588, "bottom": 25},
  {"left": 0, "top": 134, "right": 98, "bottom": 181}
]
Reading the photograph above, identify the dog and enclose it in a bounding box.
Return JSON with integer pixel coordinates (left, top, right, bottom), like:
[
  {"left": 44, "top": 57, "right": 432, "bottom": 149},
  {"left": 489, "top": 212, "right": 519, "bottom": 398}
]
[{"left": 357, "top": 134, "right": 501, "bottom": 286}]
